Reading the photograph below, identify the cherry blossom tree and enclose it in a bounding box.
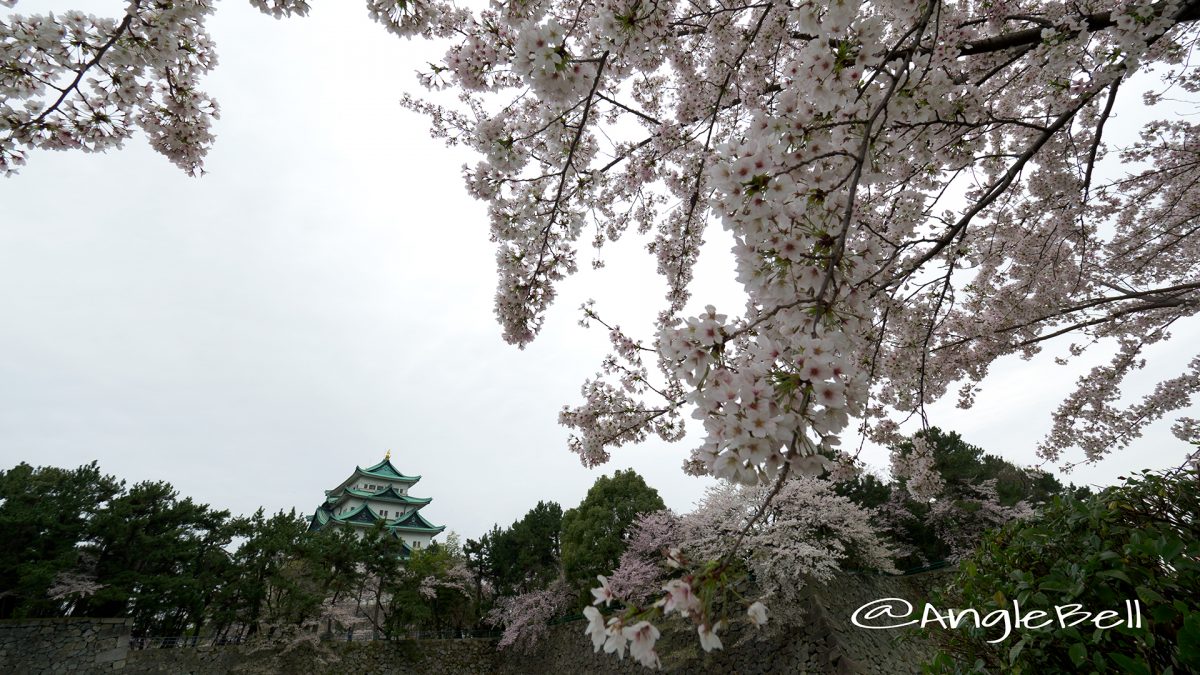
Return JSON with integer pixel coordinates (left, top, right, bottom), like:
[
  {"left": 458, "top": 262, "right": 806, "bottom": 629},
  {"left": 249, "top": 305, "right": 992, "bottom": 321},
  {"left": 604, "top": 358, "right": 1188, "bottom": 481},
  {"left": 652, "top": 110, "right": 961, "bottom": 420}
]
[
  {"left": 925, "top": 478, "right": 1033, "bottom": 559},
  {"left": 678, "top": 477, "right": 897, "bottom": 615},
  {"left": 45, "top": 569, "right": 105, "bottom": 618},
  {"left": 8, "top": 0, "right": 1200, "bottom": 659},
  {"left": 486, "top": 578, "right": 573, "bottom": 652},
  {"left": 8, "top": 0, "right": 1198, "bottom": 477},
  {"left": 606, "top": 510, "right": 682, "bottom": 605},
  {"left": 582, "top": 476, "right": 895, "bottom": 666}
]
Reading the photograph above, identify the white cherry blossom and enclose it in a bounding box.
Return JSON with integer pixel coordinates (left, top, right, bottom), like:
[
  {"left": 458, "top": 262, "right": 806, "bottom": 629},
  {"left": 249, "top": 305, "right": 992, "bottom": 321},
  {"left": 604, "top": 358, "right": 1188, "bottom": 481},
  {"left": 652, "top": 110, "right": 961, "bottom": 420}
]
[
  {"left": 697, "top": 621, "right": 724, "bottom": 652},
  {"left": 582, "top": 606, "right": 607, "bottom": 652},
  {"left": 747, "top": 601, "right": 768, "bottom": 628}
]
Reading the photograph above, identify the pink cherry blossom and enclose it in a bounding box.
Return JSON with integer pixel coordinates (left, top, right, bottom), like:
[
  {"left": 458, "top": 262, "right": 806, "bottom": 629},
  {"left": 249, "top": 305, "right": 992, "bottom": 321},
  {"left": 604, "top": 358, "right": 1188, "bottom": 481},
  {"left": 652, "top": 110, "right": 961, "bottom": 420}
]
[
  {"left": 621, "top": 621, "right": 662, "bottom": 669},
  {"left": 661, "top": 578, "right": 700, "bottom": 618}
]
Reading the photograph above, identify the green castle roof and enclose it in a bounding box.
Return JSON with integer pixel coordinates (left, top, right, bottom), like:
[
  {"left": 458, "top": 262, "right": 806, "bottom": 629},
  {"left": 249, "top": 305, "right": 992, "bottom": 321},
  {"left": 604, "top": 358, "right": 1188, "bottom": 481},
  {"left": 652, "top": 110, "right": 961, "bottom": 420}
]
[
  {"left": 358, "top": 457, "right": 421, "bottom": 482},
  {"left": 390, "top": 509, "right": 445, "bottom": 534},
  {"left": 308, "top": 503, "right": 444, "bottom": 535},
  {"left": 333, "top": 502, "right": 383, "bottom": 524},
  {"left": 307, "top": 509, "right": 417, "bottom": 557},
  {"left": 311, "top": 509, "right": 331, "bottom": 527},
  {"left": 341, "top": 485, "right": 432, "bottom": 505},
  {"left": 310, "top": 503, "right": 389, "bottom": 529}
]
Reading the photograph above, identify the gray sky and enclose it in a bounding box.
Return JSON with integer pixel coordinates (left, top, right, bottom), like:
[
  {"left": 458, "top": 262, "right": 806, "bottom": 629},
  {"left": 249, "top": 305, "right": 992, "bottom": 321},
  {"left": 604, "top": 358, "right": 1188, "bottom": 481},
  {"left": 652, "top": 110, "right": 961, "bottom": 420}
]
[{"left": 2, "top": 1, "right": 1196, "bottom": 542}]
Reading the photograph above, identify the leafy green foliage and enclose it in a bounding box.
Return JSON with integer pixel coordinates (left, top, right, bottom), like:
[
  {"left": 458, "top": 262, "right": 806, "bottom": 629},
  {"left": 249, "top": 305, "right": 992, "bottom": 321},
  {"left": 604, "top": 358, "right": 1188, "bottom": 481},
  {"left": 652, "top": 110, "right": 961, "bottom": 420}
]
[
  {"left": 926, "top": 466, "right": 1200, "bottom": 674},
  {"left": 0, "top": 461, "right": 122, "bottom": 618},
  {"left": 210, "top": 508, "right": 312, "bottom": 633},
  {"left": 381, "top": 541, "right": 474, "bottom": 634},
  {"left": 0, "top": 460, "right": 483, "bottom": 638},
  {"left": 466, "top": 500, "right": 562, "bottom": 596},
  {"left": 79, "top": 480, "right": 234, "bottom": 635},
  {"left": 560, "top": 469, "right": 665, "bottom": 603}
]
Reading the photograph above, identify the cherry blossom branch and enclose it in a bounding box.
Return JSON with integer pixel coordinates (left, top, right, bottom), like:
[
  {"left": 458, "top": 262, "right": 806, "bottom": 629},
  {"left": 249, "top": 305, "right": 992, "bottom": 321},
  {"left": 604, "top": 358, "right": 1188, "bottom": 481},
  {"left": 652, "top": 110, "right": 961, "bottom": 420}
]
[
  {"left": 1083, "top": 79, "right": 1122, "bottom": 197},
  {"left": 878, "top": 75, "right": 1122, "bottom": 291},
  {"left": 670, "top": 4, "right": 776, "bottom": 309},
  {"left": 933, "top": 281, "right": 1200, "bottom": 352},
  {"left": 24, "top": 1, "right": 141, "bottom": 129},
  {"left": 524, "top": 51, "right": 610, "bottom": 306},
  {"left": 952, "top": 0, "right": 1200, "bottom": 57}
]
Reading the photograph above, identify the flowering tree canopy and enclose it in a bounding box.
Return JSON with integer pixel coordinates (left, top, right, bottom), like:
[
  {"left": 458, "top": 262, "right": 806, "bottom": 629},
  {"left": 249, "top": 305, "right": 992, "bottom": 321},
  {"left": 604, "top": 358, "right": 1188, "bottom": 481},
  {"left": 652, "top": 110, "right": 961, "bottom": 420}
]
[
  {"left": 9, "top": 0, "right": 1200, "bottom": 660},
  {"left": 7, "top": 0, "right": 1199, "bottom": 484}
]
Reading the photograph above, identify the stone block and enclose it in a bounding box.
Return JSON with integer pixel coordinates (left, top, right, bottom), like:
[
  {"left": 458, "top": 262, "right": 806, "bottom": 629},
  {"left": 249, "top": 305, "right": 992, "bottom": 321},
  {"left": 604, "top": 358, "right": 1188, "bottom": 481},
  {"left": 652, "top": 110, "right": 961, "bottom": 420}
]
[{"left": 95, "top": 647, "right": 127, "bottom": 664}]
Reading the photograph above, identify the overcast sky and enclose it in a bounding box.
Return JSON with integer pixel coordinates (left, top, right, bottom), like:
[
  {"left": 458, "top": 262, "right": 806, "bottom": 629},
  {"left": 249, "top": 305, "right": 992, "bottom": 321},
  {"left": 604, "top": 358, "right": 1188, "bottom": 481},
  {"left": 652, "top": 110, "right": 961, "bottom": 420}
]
[{"left": 2, "top": 1, "right": 1197, "bottom": 542}]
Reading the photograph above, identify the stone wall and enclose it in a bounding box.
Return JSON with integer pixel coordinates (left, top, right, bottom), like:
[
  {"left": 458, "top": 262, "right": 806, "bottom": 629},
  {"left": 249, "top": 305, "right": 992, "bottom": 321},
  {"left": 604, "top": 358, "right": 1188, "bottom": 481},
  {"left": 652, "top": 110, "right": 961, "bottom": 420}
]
[
  {"left": 122, "top": 638, "right": 501, "bottom": 675},
  {"left": 4, "top": 571, "right": 950, "bottom": 674},
  {"left": 0, "top": 618, "right": 130, "bottom": 674}
]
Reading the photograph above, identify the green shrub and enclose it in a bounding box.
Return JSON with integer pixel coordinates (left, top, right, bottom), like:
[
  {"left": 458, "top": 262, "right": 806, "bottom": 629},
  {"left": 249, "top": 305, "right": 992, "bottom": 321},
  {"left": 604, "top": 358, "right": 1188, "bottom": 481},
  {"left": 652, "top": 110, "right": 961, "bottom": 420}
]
[{"left": 925, "top": 466, "right": 1200, "bottom": 674}]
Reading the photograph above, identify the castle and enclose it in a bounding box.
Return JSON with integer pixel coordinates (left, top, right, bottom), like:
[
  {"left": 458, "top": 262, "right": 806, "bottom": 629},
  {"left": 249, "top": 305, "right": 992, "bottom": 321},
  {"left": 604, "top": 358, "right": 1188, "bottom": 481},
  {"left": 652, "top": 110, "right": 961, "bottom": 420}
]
[{"left": 308, "top": 452, "right": 445, "bottom": 554}]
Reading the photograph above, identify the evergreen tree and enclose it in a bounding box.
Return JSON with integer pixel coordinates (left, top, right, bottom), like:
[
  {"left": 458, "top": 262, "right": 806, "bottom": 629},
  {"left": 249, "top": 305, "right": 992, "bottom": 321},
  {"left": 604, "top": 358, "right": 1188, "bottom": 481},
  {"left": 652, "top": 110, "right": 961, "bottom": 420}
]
[
  {"left": 0, "top": 461, "right": 122, "bottom": 618},
  {"left": 78, "top": 480, "right": 232, "bottom": 635},
  {"left": 212, "top": 508, "right": 310, "bottom": 637},
  {"left": 560, "top": 470, "right": 665, "bottom": 603}
]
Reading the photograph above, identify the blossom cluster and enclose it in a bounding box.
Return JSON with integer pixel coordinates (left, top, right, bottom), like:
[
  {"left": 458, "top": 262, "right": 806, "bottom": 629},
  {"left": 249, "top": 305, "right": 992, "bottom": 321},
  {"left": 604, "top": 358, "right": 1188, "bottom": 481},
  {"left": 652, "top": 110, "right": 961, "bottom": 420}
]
[
  {"left": 0, "top": 0, "right": 319, "bottom": 176},
  {"left": 891, "top": 435, "right": 944, "bottom": 502},
  {"left": 583, "top": 567, "right": 764, "bottom": 669},
  {"left": 927, "top": 479, "right": 1035, "bottom": 561},
  {"left": 584, "top": 476, "right": 895, "bottom": 666},
  {"left": 512, "top": 20, "right": 597, "bottom": 103},
  {"left": 428, "top": 0, "right": 1198, "bottom": 481},
  {"left": 606, "top": 510, "right": 681, "bottom": 604},
  {"left": 487, "top": 579, "right": 573, "bottom": 652}
]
